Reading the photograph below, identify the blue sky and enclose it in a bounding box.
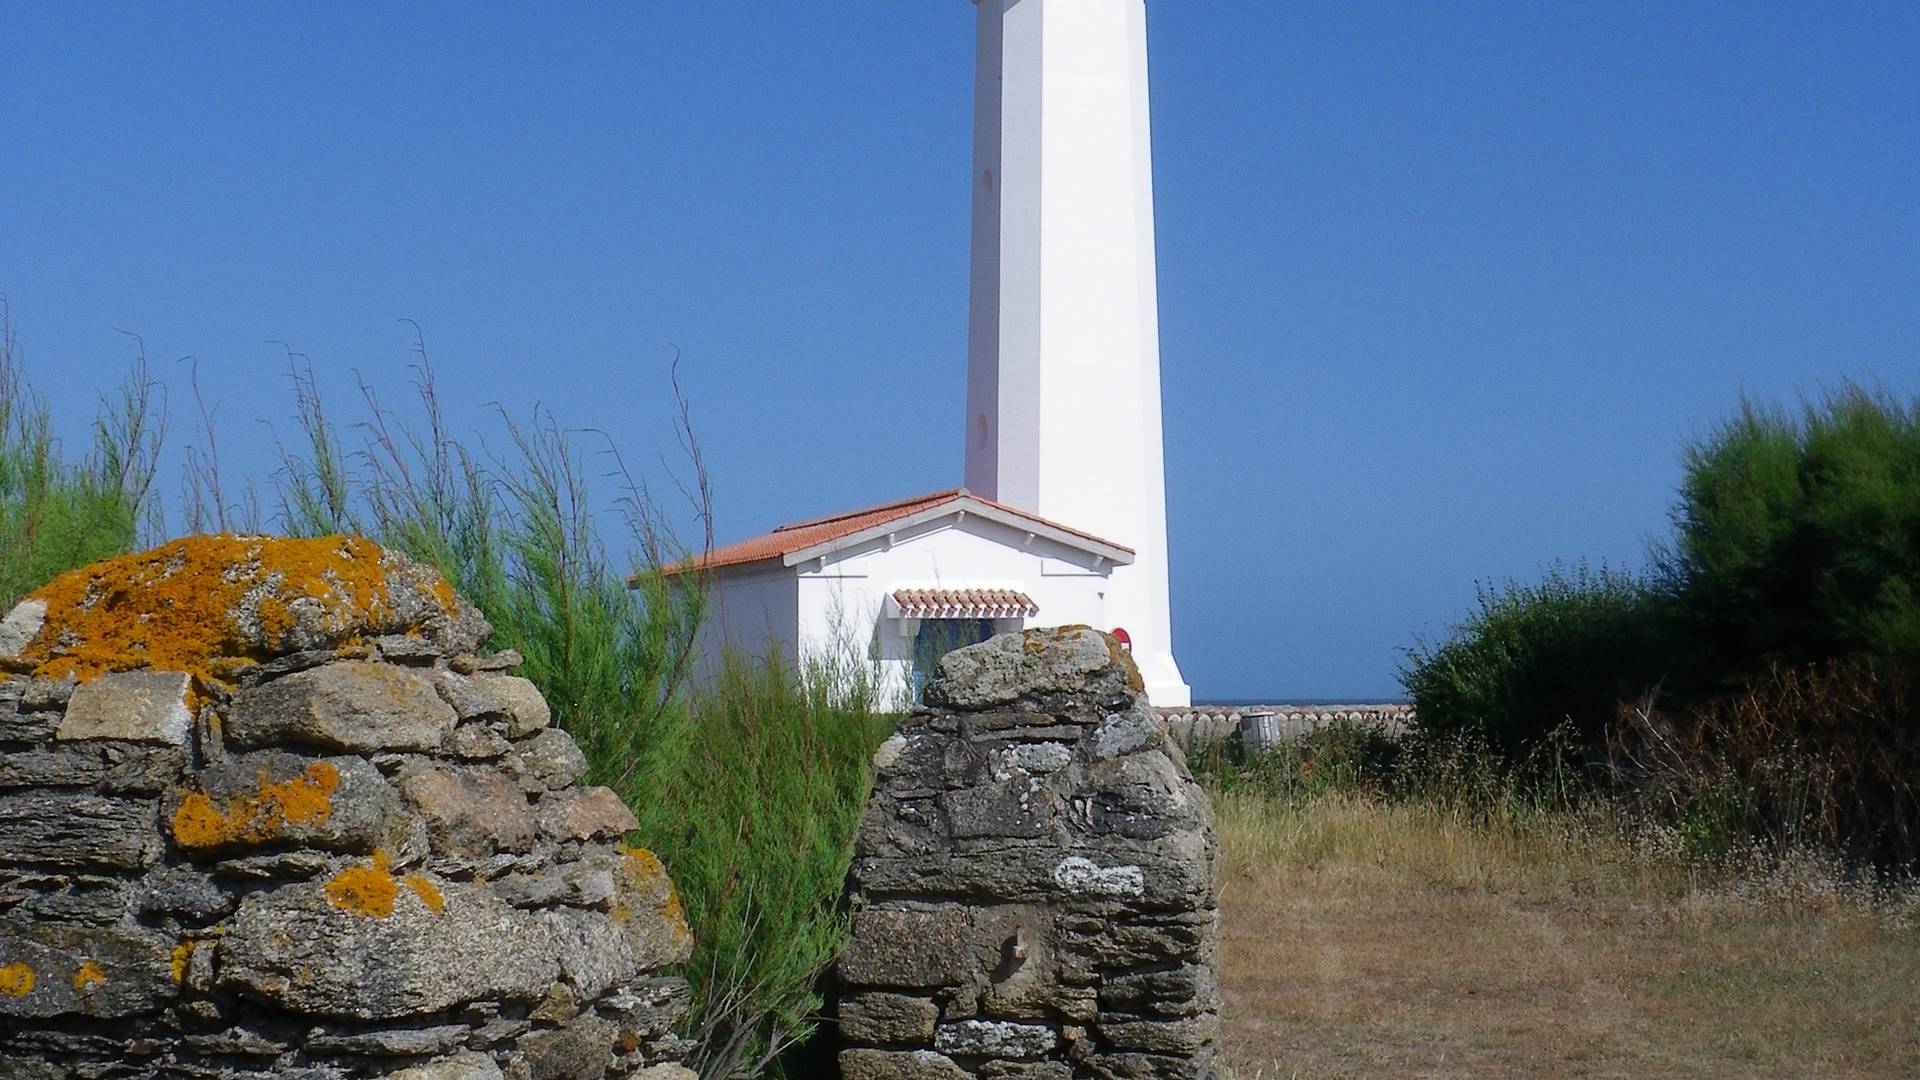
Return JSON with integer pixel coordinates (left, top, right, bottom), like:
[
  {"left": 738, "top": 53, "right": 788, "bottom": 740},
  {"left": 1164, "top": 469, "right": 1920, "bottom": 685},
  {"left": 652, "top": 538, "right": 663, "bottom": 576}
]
[{"left": 3, "top": 2, "right": 1915, "bottom": 698}]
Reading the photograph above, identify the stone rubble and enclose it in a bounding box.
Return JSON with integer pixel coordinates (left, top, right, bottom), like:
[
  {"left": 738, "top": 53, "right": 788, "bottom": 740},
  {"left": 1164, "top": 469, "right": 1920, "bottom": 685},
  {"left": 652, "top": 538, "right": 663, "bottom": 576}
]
[
  {"left": 0, "top": 536, "right": 695, "bottom": 1079},
  {"left": 838, "top": 627, "right": 1222, "bottom": 1080}
]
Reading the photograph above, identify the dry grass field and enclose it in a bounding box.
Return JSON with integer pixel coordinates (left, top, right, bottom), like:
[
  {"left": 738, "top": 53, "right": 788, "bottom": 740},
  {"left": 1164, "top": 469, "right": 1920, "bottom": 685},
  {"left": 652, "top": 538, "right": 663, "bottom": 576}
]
[{"left": 1213, "top": 790, "right": 1920, "bottom": 1079}]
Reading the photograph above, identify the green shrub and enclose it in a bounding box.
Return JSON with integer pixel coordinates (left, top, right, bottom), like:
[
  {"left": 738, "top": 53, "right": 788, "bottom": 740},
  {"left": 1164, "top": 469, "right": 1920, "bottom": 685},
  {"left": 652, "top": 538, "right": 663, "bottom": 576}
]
[
  {"left": 1663, "top": 385, "right": 1920, "bottom": 689},
  {"left": 633, "top": 651, "right": 894, "bottom": 1079},
  {"left": 1399, "top": 563, "right": 1668, "bottom": 758}
]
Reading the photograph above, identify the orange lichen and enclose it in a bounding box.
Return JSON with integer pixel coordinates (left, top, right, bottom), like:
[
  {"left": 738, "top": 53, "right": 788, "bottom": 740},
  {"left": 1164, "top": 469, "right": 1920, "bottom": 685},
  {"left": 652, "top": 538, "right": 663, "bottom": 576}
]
[
  {"left": 169, "top": 940, "right": 198, "bottom": 983},
  {"left": 170, "top": 761, "right": 339, "bottom": 851},
  {"left": 325, "top": 851, "right": 399, "bottom": 918},
  {"left": 614, "top": 845, "right": 689, "bottom": 941},
  {"left": 72, "top": 960, "right": 105, "bottom": 991},
  {"left": 0, "top": 962, "right": 33, "bottom": 997},
  {"left": 16, "top": 534, "right": 460, "bottom": 688},
  {"left": 403, "top": 874, "right": 445, "bottom": 913}
]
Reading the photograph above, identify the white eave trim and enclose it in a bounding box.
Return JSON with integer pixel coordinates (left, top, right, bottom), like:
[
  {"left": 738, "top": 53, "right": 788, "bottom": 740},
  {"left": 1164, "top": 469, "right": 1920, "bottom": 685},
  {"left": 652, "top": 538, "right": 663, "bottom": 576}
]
[{"left": 780, "top": 496, "right": 1135, "bottom": 569}]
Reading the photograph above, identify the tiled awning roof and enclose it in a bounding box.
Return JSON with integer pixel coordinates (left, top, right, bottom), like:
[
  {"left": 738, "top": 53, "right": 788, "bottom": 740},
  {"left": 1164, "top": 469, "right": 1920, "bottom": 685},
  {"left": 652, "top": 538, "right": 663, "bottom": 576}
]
[{"left": 891, "top": 588, "right": 1039, "bottom": 619}]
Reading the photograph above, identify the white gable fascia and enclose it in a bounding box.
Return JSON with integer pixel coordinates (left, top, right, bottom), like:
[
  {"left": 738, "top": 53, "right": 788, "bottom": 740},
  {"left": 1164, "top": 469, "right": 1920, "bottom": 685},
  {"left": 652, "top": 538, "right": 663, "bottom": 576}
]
[{"left": 779, "top": 496, "right": 1134, "bottom": 569}]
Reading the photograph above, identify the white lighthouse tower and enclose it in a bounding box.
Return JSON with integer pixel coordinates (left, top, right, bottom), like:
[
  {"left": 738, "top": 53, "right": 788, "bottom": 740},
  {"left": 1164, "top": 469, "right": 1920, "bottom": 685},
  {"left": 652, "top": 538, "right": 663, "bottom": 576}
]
[{"left": 964, "top": 0, "right": 1191, "bottom": 705}]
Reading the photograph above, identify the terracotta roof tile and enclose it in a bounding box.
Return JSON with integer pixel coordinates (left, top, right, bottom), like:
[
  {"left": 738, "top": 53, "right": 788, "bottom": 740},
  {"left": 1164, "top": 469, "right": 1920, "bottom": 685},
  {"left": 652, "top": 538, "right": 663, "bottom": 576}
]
[
  {"left": 892, "top": 587, "right": 1039, "bottom": 618},
  {"left": 654, "top": 488, "right": 1129, "bottom": 577}
]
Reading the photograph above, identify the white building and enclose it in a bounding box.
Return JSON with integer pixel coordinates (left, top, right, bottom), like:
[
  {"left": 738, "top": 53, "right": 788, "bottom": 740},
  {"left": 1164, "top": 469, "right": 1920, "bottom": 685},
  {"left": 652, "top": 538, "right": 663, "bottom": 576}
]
[
  {"left": 674, "top": 0, "right": 1193, "bottom": 706},
  {"left": 681, "top": 489, "right": 1133, "bottom": 704}
]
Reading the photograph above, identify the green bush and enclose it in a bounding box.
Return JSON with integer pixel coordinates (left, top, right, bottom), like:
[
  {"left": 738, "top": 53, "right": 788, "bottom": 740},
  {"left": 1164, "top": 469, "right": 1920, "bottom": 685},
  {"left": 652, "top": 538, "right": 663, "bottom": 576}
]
[
  {"left": 1664, "top": 385, "right": 1920, "bottom": 689},
  {"left": 1399, "top": 563, "right": 1668, "bottom": 758},
  {"left": 635, "top": 651, "right": 893, "bottom": 1078}
]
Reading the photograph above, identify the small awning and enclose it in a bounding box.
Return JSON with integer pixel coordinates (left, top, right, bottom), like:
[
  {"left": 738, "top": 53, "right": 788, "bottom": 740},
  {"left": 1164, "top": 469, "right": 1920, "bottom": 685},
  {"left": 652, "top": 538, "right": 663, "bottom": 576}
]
[{"left": 891, "top": 587, "right": 1039, "bottom": 619}]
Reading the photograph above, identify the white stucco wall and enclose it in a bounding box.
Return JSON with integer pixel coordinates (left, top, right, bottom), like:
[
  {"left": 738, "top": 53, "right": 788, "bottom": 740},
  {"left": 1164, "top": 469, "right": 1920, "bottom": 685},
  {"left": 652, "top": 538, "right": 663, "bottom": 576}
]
[
  {"left": 699, "top": 508, "right": 1119, "bottom": 705},
  {"left": 686, "top": 560, "right": 801, "bottom": 689}
]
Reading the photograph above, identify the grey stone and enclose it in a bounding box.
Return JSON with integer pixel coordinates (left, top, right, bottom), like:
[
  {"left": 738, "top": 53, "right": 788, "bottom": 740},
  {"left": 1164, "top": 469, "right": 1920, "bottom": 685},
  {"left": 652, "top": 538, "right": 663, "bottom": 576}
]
[
  {"left": 135, "top": 865, "right": 232, "bottom": 921},
  {"left": 444, "top": 723, "right": 513, "bottom": 760},
  {"left": 518, "top": 1013, "right": 615, "bottom": 1080},
  {"left": 390, "top": 1052, "right": 507, "bottom": 1080},
  {"left": 0, "top": 599, "right": 47, "bottom": 659},
  {"left": 374, "top": 634, "right": 446, "bottom": 663},
  {"left": 0, "top": 749, "right": 108, "bottom": 788},
  {"left": 213, "top": 849, "right": 339, "bottom": 880},
  {"left": 840, "top": 628, "right": 1220, "bottom": 1073},
  {"left": 598, "top": 978, "right": 691, "bottom": 1041},
  {"left": 840, "top": 992, "right": 940, "bottom": 1045},
  {"left": 940, "top": 780, "right": 1053, "bottom": 840},
  {"left": 515, "top": 728, "right": 588, "bottom": 789},
  {"left": 0, "top": 792, "right": 156, "bottom": 870},
  {"left": 219, "top": 876, "right": 556, "bottom": 1020},
  {"left": 99, "top": 746, "right": 189, "bottom": 794},
  {"left": 839, "top": 908, "right": 972, "bottom": 988},
  {"left": 923, "top": 627, "right": 1138, "bottom": 711},
  {"left": 20, "top": 675, "right": 77, "bottom": 711},
  {"left": 535, "top": 787, "right": 637, "bottom": 844},
  {"left": 57, "top": 670, "right": 194, "bottom": 745},
  {"left": 1097, "top": 964, "right": 1217, "bottom": 1017},
  {"left": 436, "top": 671, "right": 550, "bottom": 737},
  {"left": 228, "top": 661, "right": 457, "bottom": 753},
  {"left": 934, "top": 1019, "right": 1059, "bottom": 1058},
  {"left": 0, "top": 871, "right": 130, "bottom": 925},
  {"left": 1088, "top": 710, "right": 1159, "bottom": 761},
  {"left": 491, "top": 870, "right": 570, "bottom": 908},
  {"left": 400, "top": 765, "right": 533, "bottom": 857},
  {"left": 839, "top": 1048, "right": 970, "bottom": 1080},
  {"left": 0, "top": 685, "right": 58, "bottom": 744},
  {"left": 0, "top": 920, "right": 178, "bottom": 1018},
  {"left": 304, "top": 1023, "right": 471, "bottom": 1055},
  {"left": 978, "top": 1063, "right": 1072, "bottom": 1080},
  {"left": 1095, "top": 1013, "right": 1217, "bottom": 1055},
  {"left": 451, "top": 649, "right": 524, "bottom": 674}
]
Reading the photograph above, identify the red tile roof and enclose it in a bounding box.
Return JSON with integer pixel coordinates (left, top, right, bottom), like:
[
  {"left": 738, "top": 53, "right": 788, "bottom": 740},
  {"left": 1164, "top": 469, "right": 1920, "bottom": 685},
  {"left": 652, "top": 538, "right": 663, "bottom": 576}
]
[
  {"left": 892, "top": 587, "right": 1039, "bottom": 618},
  {"left": 655, "top": 487, "right": 1130, "bottom": 577}
]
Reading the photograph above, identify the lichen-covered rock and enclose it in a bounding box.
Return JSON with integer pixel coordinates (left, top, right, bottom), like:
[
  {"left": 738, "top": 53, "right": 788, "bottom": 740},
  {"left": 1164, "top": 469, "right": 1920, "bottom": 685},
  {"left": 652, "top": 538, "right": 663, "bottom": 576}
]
[
  {"left": 229, "top": 661, "right": 459, "bottom": 753},
  {"left": 0, "top": 921, "right": 176, "bottom": 1019},
  {"left": 839, "top": 627, "right": 1221, "bottom": 1079},
  {"left": 0, "top": 536, "right": 692, "bottom": 1077},
  {"left": 168, "top": 751, "right": 408, "bottom": 856},
  {"left": 220, "top": 873, "right": 554, "bottom": 1019}
]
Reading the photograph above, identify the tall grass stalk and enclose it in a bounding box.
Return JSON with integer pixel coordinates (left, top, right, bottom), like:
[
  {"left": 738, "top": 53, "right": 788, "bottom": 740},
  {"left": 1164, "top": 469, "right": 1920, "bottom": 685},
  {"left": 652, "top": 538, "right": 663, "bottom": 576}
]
[
  {"left": 269, "top": 338, "right": 710, "bottom": 788},
  {"left": 636, "top": 648, "right": 895, "bottom": 1079},
  {"left": 0, "top": 298, "right": 164, "bottom": 607}
]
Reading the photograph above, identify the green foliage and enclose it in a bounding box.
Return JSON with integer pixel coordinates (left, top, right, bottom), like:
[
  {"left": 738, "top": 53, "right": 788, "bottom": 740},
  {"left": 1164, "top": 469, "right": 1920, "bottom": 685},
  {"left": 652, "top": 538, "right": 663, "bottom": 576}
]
[
  {"left": 1401, "top": 382, "right": 1920, "bottom": 866},
  {"left": 1194, "top": 720, "right": 1589, "bottom": 830},
  {"left": 273, "top": 343, "right": 893, "bottom": 1077},
  {"left": 631, "top": 651, "right": 894, "bottom": 1079},
  {"left": 0, "top": 302, "right": 162, "bottom": 607},
  {"left": 1399, "top": 563, "right": 1668, "bottom": 757},
  {"left": 1665, "top": 385, "right": 1920, "bottom": 686},
  {"left": 270, "top": 350, "right": 707, "bottom": 792}
]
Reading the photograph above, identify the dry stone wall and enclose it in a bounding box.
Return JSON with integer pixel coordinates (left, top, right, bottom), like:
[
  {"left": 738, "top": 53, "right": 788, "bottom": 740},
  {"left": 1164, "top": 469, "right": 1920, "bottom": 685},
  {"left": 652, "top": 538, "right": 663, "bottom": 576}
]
[
  {"left": 838, "top": 628, "right": 1221, "bottom": 1080},
  {"left": 0, "top": 536, "right": 693, "bottom": 1080}
]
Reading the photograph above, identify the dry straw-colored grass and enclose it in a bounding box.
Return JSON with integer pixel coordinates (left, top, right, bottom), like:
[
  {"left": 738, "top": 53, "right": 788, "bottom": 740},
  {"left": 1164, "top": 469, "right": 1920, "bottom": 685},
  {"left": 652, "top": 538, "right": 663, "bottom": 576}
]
[{"left": 1213, "top": 789, "right": 1920, "bottom": 1079}]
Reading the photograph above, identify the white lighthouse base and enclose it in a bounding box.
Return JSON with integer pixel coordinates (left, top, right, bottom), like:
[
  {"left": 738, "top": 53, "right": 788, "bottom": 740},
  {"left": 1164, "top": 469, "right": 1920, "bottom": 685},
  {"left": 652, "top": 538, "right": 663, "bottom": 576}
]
[{"left": 1134, "top": 651, "right": 1191, "bottom": 708}]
